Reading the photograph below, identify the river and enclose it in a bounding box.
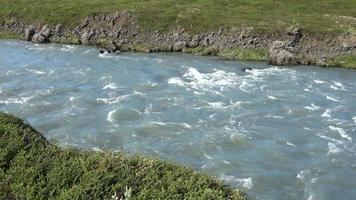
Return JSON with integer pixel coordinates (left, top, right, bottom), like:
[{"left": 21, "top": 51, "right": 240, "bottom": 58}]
[{"left": 1, "top": 40, "right": 356, "bottom": 200}]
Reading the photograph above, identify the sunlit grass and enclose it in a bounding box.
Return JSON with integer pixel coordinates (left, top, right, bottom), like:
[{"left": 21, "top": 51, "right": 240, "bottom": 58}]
[{"left": 0, "top": 0, "right": 355, "bottom": 34}]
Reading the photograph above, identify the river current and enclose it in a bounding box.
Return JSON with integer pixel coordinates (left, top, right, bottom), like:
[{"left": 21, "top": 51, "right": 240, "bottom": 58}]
[{"left": 1, "top": 40, "right": 356, "bottom": 200}]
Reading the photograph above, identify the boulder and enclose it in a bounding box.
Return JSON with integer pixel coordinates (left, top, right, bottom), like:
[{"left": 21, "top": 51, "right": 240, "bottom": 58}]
[
  {"left": 188, "top": 35, "right": 200, "bottom": 48},
  {"left": 80, "top": 29, "right": 95, "bottom": 45},
  {"left": 173, "top": 41, "right": 187, "bottom": 51},
  {"left": 24, "top": 26, "right": 35, "bottom": 41},
  {"left": 268, "top": 41, "right": 298, "bottom": 66},
  {"left": 55, "top": 24, "right": 64, "bottom": 36},
  {"left": 287, "top": 27, "right": 302, "bottom": 47},
  {"left": 32, "top": 25, "right": 52, "bottom": 43}
]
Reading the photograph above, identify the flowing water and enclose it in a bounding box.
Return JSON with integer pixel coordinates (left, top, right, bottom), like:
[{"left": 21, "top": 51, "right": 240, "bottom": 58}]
[{"left": 1, "top": 40, "right": 356, "bottom": 200}]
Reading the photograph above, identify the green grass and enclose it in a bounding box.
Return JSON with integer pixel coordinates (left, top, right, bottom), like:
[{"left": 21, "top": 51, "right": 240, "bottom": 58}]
[
  {"left": 324, "top": 55, "right": 356, "bottom": 69},
  {"left": 0, "top": 112, "right": 246, "bottom": 200},
  {"left": 218, "top": 48, "right": 268, "bottom": 61},
  {"left": 0, "top": 0, "right": 355, "bottom": 34},
  {"left": 0, "top": 31, "right": 21, "bottom": 39}
]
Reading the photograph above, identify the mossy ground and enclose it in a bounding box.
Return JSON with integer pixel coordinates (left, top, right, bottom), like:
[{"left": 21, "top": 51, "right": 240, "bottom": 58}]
[{"left": 0, "top": 112, "right": 246, "bottom": 200}]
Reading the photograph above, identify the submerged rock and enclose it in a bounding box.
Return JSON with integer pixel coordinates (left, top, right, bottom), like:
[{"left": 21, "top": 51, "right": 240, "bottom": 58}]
[{"left": 268, "top": 41, "right": 298, "bottom": 66}]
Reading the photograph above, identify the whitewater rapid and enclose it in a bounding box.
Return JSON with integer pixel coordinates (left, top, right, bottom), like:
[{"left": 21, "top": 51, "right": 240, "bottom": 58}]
[{"left": 1, "top": 40, "right": 356, "bottom": 200}]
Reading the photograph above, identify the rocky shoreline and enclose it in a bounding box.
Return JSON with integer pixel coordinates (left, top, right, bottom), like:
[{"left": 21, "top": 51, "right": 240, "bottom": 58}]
[{"left": 1, "top": 11, "right": 356, "bottom": 67}]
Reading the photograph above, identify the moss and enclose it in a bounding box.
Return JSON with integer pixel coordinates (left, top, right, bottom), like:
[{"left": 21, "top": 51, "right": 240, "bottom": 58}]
[
  {"left": 50, "top": 35, "right": 81, "bottom": 45},
  {"left": 217, "top": 48, "right": 268, "bottom": 61},
  {"left": 324, "top": 55, "right": 356, "bottom": 69},
  {"left": 0, "top": 31, "right": 21, "bottom": 39},
  {"left": 0, "top": 112, "right": 246, "bottom": 199}
]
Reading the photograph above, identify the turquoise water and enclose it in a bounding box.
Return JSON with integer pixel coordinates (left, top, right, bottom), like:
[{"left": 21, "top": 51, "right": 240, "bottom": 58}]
[{"left": 1, "top": 40, "right": 356, "bottom": 200}]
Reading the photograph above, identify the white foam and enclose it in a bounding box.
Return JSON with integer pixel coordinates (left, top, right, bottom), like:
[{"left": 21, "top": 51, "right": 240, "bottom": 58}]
[
  {"left": 98, "top": 52, "right": 113, "bottom": 58},
  {"left": 267, "top": 95, "right": 278, "bottom": 100},
  {"left": 352, "top": 117, "right": 356, "bottom": 124},
  {"left": 330, "top": 81, "right": 346, "bottom": 91},
  {"left": 222, "top": 160, "right": 231, "bottom": 165},
  {"left": 207, "top": 101, "right": 225, "bottom": 108},
  {"left": 304, "top": 104, "right": 320, "bottom": 111},
  {"left": 220, "top": 175, "right": 253, "bottom": 189},
  {"left": 329, "top": 126, "right": 352, "bottom": 142},
  {"left": 314, "top": 79, "right": 325, "bottom": 84},
  {"left": 203, "top": 154, "right": 213, "bottom": 160},
  {"left": 326, "top": 95, "right": 339, "bottom": 102},
  {"left": 96, "top": 95, "right": 129, "bottom": 105},
  {"left": 327, "top": 142, "right": 343, "bottom": 155},
  {"left": 26, "top": 69, "right": 47, "bottom": 75},
  {"left": 60, "top": 45, "right": 76, "bottom": 52},
  {"left": 181, "top": 123, "right": 192, "bottom": 129},
  {"left": 102, "top": 83, "right": 119, "bottom": 90},
  {"left": 0, "top": 96, "right": 34, "bottom": 105},
  {"left": 321, "top": 109, "right": 331, "bottom": 118},
  {"left": 107, "top": 109, "right": 116, "bottom": 123},
  {"left": 169, "top": 67, "right": 238, "bottom": 92},
  {"left": 330, "top": 85, "right": 338, "bottom": 90},
  {"left": 236, "top": 177, "right": 253, "bottom": 189},
  {"left": 286, "top": 142, "right": 296, "bottom": 147},
  {"left": 168, "top": 77, "right": 185, "bottom": 86}
]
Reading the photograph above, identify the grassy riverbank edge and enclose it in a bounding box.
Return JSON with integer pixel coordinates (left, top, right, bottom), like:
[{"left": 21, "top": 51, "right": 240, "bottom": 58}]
[{"left": 0, "top": 112, "right": 246, "bottom": 199}]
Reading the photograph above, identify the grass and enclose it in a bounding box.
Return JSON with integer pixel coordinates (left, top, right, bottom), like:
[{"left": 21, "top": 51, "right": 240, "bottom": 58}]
[
  {"left": 0, "top": 112, "right": 246, "bottom": 200},
  {"left": 218, "top": 48, "right": 268, "bottom": 61},
  {"left": 0, "top": 31, "right": 21, "bottom": 39},
  {"left": 324, "top": 55, "right": 356, "bottom": 69},
  {"left": 0, "top": 0, "right": 355, "bottom": 34}
]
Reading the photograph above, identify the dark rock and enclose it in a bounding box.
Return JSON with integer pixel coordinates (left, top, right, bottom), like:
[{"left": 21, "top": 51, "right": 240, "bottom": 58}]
[
  {"left": 24, "top": 26, "right": 35, "bottom": 41},
  {"left": 99, "top": 49, "right": 105, "bottom": 54},
  {"left": 202, "top": 36, "right": 212, "bottom": 47},
  {"left": 287, "top": 27, "right": 302, "bottom": 47},
  {"left": 242, "top": 67, "right": 253, "bottom": 72}
]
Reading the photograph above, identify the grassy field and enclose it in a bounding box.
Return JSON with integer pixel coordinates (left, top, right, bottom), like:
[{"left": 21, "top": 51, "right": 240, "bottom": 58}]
[
  {"left": 0, "top": 0, "right": 355, "bottom": 34},
  {"left": 0, "top": 112, "right": 246, "bottom": 199}
]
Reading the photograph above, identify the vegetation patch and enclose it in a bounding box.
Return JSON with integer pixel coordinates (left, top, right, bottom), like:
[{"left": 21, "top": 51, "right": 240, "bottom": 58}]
[
  {"left": 217, "top": 48, "right": 268, "bottom": 61},
  {"left": 0, "top": 112, "right": 246, "bottom": 200},
  {"left": 324, "top": 55, "right": 356, "bottom": 69},
  {"left": 0, "top": 0, "right": 355, "bottom": 34},
  {"left": 0, "top": 31, "right": 21, "bottom": 39}
]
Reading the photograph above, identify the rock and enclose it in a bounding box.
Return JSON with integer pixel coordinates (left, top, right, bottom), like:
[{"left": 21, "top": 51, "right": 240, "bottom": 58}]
[
  {"left": 173, "top": 41, "right": 187, "bottom": 51},
  {"left": 81, "top": 29, "right": 95, "bottom": 45},
  {"left": 32, "top": 25, "right": 52, "bottom": 43},
  {"left": 55, "top": 24, "right": 63, "bottom": 36},
  {"left": 287, "top": 27, "right": 302, "bottom": 47},
  {"left": 268, "top": 41, "right": 298, "bottom": 66},
  {"left": 202, "top": 36, "right": 212, "bottom": 47},
  {"left": 242, "top": 67, "right": 253, "bottom": 72},
  {"left": 99, "top": 49, "right": 105, "bottom": 54},
  {"left": 24, "top": 26, "right": 35, "bottom": 41},
  {"left": 189, "top": 35, "right": 200, "bottom": 48}
]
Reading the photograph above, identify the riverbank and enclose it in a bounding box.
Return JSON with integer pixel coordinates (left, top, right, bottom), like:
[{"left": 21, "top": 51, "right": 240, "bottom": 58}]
[
  {"left": 0, "top": 0, "right": 355, "bottom": 69},
  {"left": 0, "top": 112, "right": 246, "bottom": 199}
]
